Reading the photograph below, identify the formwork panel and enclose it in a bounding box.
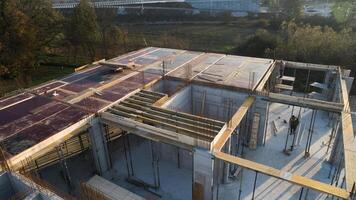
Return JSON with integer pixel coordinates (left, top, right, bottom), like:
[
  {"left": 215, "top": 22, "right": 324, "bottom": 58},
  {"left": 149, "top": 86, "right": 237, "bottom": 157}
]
[
  {"left": 33, "top": 81, "right": 66, "bottom": 94},
  {"left": 0, "top": 93, "right": 34, "bottom": 109},
  {"left": 0, "top": 96, "right": 52, "bottom": 126},
  {"left": 75, "top": 97, "right": 109, "bottom": 112}
]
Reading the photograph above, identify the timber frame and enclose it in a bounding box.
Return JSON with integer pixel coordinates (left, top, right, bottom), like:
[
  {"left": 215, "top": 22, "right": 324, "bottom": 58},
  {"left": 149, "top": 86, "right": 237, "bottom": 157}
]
[{"left": 211, "top": 63, "right": 355, "bottom": 199}]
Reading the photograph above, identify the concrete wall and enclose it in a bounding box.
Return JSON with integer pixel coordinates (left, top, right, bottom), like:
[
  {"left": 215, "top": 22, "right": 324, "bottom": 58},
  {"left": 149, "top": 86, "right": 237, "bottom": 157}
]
[
  {"left": 149, "top": 79, "right": 184, "bottom": 96},
  {"left": 193, "top": 148, "right": 213, "bottom": 200},
  {"left": 0, "top": 172, "right": 15, "bottom": 199},
  {"left": 162, "top": 85, "right": 192, "bottom": 113},
  {"left": 163, "top": 84, "right": 248, "bottom": 122},
  {"left": 159, "top": 142, "right": 193, "bottom": 170},
  {"left": 252, "top": 97, "right": 268, "bottom": 146}
]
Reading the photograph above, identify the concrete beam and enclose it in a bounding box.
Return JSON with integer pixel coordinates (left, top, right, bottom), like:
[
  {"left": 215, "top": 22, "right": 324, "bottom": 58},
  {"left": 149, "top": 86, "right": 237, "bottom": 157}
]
[
  {"left": 267, "top": 93, "right": 343, "bottom": 113},
  {"left": 284, "top": 61, "right": 339, "bottom": 71},
  {"left": 101, "top": 112, "right": 196, "bottom": 150}
]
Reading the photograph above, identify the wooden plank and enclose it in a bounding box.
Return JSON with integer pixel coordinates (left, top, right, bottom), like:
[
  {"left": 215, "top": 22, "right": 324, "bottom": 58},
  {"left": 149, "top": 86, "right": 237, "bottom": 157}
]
[
  {"left": 214, "top": 151, "right": 349, "bottom": 199},
  {"left": 108, "top": 108, "right": 213, "bottom": 141},
  {"left": 120, "top": 101, "right": 222, "bottom": 131},
  {"left": 280, "top": 76, "right": 295, "bottom": 82},
  {"left": 340, "top": 77, "right": 356, "bottom": 192},
  {"left": 310, "top": 82, "right": 328, "bottom": 90},
  {"left": 275, "top": 84, "right": 293, "bottom": 91},
  {"left": 87, "top": 175, "right": 145, "bottom": 200},
  {"left": 111, "top": 105, "right": 218, "bottom": 136},
  {"left": 255, "top": 61, "right": 275, "bottom": 92},
  {"left": 152, "top": 95, "right": 169, "bottom": 107},
  {"left": 211, "top": 96, "right": 255, "bottom": 151}
]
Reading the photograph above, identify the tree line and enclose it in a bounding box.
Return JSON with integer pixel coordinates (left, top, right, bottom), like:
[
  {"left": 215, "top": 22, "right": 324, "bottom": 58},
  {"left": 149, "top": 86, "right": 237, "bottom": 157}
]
[
  {"left": 0, "top": 0, "right": 128, "bottom": 87},
  {"left": 1, "top": 0, "right": 356, "bottom": 93}
]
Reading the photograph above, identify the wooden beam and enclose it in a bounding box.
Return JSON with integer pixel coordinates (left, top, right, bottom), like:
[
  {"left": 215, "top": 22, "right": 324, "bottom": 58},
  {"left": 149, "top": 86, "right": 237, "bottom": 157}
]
[
  {"left": 152, "top": 95, "right": 169, "bottom": 107},
  {"left": 101, "top": 112, "right": 194, "bottom": 150},
  {"left": 214, "top": 151, "right": 350, "bottom": 199},
  {"left": 120, "top": 101, "right": 222, "bottom": 131},
  {"left": 211, "top": 96, "right": 255, "bottom": 152},
  {"left": 111, "top": 105, "right": 218, "bottom": 136},
  {"left": 340, "top": 76, "right": 356, "bottom": 192},
  {"left": 254, "top": 61, "right": 276, "bottom": 92},
  {"left": 108, "top": 108, "right": 213, "bottom": 141}
]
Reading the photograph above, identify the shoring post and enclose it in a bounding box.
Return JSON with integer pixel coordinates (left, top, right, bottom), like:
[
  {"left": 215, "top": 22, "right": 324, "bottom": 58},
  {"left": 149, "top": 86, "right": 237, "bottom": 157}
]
[
  {"left": 298, "top": 187, "right": 304, "bottom": 200},
  {"left": 252, "top": 171, "right": 258, "bottom": 200}
]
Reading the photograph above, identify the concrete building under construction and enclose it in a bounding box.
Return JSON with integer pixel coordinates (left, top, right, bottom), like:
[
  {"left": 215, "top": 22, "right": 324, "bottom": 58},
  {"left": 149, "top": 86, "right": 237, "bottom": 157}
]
[{"left": 0, "top": 47, "right": 355, "bottom": 200}]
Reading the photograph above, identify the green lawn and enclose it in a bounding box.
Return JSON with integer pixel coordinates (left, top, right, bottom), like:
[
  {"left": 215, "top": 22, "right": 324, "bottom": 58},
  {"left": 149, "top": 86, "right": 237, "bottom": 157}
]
[{"left": 124, "top": 23, "right": 265, "bottom": 53}]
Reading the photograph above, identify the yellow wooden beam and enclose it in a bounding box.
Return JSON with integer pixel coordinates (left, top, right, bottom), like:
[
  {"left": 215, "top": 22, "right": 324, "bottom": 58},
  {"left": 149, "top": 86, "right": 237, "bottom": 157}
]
[
  {"left": 214, "top": 151, "right": 350, "bottom": 199},
  {"left": 211, "top": 96, "right": 255, "bottom": 152},
  {"left": 255, "top": 61, "right": 275, "bottom": 92},
  {"left": 152, "top": 94, "right": 169, "bottom": 107},
  {"left": 340, "top": 75, "right": 356, "bottom": 192}
]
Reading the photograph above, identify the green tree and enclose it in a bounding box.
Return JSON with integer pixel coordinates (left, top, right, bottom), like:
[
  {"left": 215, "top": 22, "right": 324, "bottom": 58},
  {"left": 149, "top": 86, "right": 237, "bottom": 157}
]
[
  {"left": 0, "top": 0, "right": 62, "bottom": 87},
  {"left": 97, "top": 8, "right": 125, "bottom": 57},
  {"left": 275, "top": 21, "right": 355, "bottom": 67},
  {"left": 232, "top": 29, "right": 279, "bottom": 58},
  {"left": 67, "top": 0, "right": 101, "bottom": 61}
]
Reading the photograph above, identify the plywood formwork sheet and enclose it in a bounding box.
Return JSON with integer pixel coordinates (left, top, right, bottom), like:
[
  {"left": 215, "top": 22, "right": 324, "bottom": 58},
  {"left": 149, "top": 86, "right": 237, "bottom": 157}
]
[
  {"left": 3, "top": 106, "right": 90, "bottom": 155},
  {"left": 167, "top": 53, "right": 224, "bottom": 79},
  {"left": 0, "top": 93, "right": 34, "bottom": 109},
  {"left": 144, "top": 51, "right": 202, "bottom": 76},
  {"left": 193, "top": 55, "right": 273, "bottom": 90}
]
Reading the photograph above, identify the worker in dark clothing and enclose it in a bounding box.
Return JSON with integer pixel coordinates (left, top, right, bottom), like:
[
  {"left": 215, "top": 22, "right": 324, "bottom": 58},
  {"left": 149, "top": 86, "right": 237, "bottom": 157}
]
[
  {"left": 289, "top": 115, "right": 299, "bottom": 135},
  {"left": 289, "top": 115, "right": 299, "bottom": 151},
  {"left": 279, "top": 61, "right": 285, "bottom": 78}
]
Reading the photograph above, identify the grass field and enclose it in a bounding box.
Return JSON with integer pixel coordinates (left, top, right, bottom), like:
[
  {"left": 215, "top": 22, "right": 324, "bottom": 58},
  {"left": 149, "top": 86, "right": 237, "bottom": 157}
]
[{"left": 124, "top": 22, "right": 266, "bottom": 53}]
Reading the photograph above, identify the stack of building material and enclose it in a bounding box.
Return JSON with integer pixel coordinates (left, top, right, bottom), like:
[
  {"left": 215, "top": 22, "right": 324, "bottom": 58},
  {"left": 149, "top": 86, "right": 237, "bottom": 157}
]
[{"left": 86, "top": 175, "right": 145, "bottom": 200}]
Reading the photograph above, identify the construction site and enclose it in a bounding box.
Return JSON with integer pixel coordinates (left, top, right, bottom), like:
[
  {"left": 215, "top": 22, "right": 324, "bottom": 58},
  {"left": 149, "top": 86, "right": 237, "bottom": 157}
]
[{"left": 0, "top": 47, "right": 355, "bottom": 200}]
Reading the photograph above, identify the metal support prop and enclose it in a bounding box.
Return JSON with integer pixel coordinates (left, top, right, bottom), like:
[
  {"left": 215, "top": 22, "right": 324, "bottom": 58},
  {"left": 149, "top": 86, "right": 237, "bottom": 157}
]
[
  {"left": 56, "top": 145, "right": 73, "bottom": 192},
  {"left": 238, "top": 167, "right": 243, "bottom": 200},
  {"left": 122, "top": 134, "right": 134, "bottom": 177},
  {"left": 127, "top": 135, "right": 134, "bottom": 176},
  {"left": 298, "top": 187, "right": 304, "bottom": 200},
  {"left": 263, "top": 102, "right": 270, "bottom": 146},
  {"left": 252, "top": 171, "right": 258, "bottom": 200},
  {"left": 177, "top": 147, "right": 181, "bottom": 169},
  {"left": 283, "top": 128, "right": 291, "bottom": 152},
  {"left": 305, "top": 110, "right": 317, "bottom": 157}
]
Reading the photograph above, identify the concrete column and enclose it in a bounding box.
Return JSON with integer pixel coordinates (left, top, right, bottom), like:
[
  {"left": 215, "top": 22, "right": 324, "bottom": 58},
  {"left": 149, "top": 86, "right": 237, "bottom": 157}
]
[
  {"left": 329, "top": 125, "right": 343, "bottom": 165},
  {"left": 193, "top": 148, "right": 213, "bottom": 200},
  {"left": 253, "top": 98, "right": 268, "bottom": 146},
  {"left": 223, "top": 137, "right": 231, "bottom": 183},
  {"left": 89, "top": 118, "right": 111, "bottom": 176}
]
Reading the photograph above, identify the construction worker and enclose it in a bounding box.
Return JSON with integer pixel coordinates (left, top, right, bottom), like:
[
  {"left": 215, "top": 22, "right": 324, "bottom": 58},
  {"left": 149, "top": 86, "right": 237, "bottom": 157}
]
[
  {"left": 289, "top": 115, "right": 299, "bottom": 135},
  {"left": 279, "top": 61, "right": 285, "bottom": 78}
]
